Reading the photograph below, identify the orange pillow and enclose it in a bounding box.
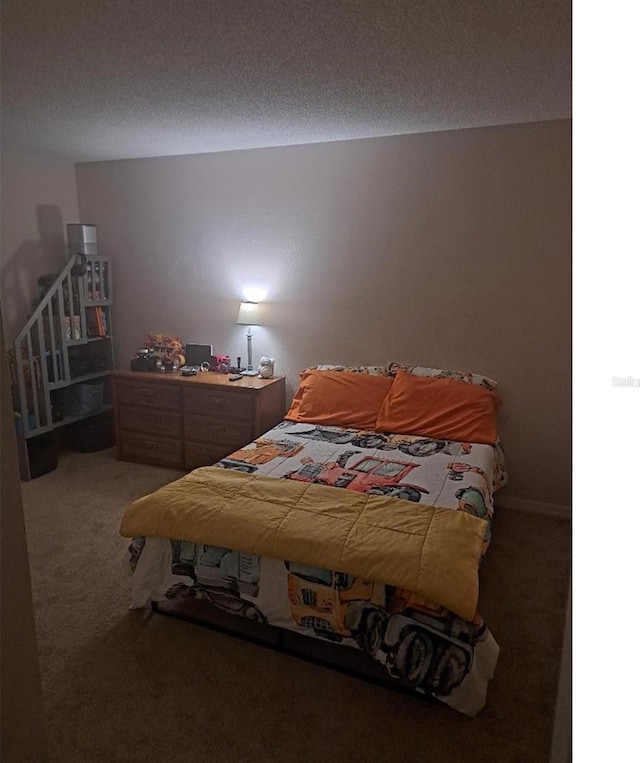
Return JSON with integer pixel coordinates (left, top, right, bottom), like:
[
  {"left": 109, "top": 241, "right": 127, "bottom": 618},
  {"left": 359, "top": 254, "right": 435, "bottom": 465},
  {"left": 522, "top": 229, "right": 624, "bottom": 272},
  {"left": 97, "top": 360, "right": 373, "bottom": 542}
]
[
  {"left": 285, "top": 370, "right": 393, "bottom": 430},
  {"left": 375, "top": 371, "right": 500, "bottom": 444},
  {"left": 284, "top": 374, "right": 308, "bottom": 421}
]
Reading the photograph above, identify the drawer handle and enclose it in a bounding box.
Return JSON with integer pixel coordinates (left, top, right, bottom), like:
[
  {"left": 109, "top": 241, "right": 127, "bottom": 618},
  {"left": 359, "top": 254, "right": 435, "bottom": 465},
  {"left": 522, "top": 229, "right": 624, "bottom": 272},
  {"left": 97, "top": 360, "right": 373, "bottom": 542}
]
[
  {"left": 143, "top": 440, "right": 158, "bottom": 448},
  {"left": 140, "top": 389, "right": 156, "bottom": 397},
  {"left": 210, "top": 398, "right": 227, "bottom": 406}
]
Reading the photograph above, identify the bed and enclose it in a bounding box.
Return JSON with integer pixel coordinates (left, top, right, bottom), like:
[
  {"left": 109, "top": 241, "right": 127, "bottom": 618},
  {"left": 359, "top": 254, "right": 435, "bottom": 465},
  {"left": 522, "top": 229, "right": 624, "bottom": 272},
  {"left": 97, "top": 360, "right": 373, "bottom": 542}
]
[{"left": 120, "top": 363, "right": 507, "bottom": 717}]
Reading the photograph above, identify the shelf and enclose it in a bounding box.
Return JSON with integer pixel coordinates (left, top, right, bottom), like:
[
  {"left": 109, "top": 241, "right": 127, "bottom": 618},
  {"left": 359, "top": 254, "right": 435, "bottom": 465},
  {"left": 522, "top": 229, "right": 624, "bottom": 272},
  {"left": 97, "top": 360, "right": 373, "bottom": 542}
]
[
  {"left": 68, "top": 370, "right": 112, "bottom": 385},
  {"left": 24, "top": 404, "right": 114, "bottom": 439},
  {"left": 51, "top": 404, "right": 113, "bottom": 432},
  {"left": 67, "top": 335, "right": 112, "bottom": 346},
  {"left": 48, "top": 370, "right": 112, "bottom": 390},
  {"left": 13, "top": 244, "right": 116, "bottom": 479}
]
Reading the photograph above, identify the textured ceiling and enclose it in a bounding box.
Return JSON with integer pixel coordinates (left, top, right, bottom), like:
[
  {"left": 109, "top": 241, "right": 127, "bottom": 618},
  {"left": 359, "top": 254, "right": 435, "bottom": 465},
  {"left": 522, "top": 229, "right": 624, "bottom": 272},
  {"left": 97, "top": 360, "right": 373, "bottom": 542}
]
[{"left": 1, "top": 0, "right": 571, "bottom": 163}]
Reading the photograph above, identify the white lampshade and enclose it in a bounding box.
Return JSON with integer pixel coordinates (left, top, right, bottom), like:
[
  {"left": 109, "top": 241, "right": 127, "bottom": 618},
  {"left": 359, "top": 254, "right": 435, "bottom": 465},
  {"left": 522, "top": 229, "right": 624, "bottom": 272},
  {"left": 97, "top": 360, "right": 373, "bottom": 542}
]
[{"left": 237, "top": 301, "right": 261, "bottom": 326}]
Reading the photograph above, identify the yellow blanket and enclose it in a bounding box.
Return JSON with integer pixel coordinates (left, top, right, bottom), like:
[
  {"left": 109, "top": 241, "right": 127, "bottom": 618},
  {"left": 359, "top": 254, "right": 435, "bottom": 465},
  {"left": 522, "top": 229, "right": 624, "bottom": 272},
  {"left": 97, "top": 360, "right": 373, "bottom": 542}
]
[{"left": 120, "top": 467, "right": 487, "bottom": 621}]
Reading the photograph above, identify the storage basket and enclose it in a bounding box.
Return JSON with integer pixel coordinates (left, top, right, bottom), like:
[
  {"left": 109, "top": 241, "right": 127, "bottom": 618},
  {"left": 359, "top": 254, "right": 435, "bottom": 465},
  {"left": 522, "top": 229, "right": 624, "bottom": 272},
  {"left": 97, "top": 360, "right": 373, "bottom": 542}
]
[
  {"left": 62, "top": 381, "right": 104, "bottom": 417},
  {"left": 27, "top": 435, "right": 59, "bottom": 478},
  {"left": 67, "top": 411, "right": 115, "bottom": 452}
]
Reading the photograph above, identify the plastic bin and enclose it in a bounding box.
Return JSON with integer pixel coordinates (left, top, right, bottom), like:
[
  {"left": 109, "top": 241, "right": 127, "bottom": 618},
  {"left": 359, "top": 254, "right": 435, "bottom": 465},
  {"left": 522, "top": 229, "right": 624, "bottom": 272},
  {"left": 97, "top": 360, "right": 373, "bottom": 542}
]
[
  {"left": 67, "top": 411, "right": 115, "bottom": 452},
  {"left": 62, "top": 381, "right": 104, "bottom": 417}
]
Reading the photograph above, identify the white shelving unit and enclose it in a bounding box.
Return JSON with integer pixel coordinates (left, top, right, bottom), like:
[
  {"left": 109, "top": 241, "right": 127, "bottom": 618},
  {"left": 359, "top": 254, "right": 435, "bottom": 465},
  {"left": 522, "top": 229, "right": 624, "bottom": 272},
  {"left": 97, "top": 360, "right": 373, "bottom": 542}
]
[{"left": 10, "top": 224, "right": 115, "bottom": 480}]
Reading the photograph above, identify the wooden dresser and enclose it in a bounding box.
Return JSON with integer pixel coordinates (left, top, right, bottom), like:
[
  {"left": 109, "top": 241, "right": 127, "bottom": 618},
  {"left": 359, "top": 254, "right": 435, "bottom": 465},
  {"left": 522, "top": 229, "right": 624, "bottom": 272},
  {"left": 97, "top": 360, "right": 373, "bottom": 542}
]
[{"left": 112, "top": 370, "right": 286, "bottom": 470}]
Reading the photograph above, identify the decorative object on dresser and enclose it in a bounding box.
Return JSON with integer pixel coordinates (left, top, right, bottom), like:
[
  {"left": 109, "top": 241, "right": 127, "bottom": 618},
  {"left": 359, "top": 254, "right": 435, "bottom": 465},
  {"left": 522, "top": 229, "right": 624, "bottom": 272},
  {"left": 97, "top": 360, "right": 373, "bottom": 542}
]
[
  {"left": 257, "top": 356, "right": 275, "bottom": 379},
  {"left": 130, "top": 349, "right": 157, "bottom": 372},
  {"left": 143, "top": 333, "right": 186, "bottom": 370},
  {"left": 112, "top": 370, "right": 286, "bottom": 470},
  {"left": 213, "top": 355, "right": 230, "bottom": 373}
]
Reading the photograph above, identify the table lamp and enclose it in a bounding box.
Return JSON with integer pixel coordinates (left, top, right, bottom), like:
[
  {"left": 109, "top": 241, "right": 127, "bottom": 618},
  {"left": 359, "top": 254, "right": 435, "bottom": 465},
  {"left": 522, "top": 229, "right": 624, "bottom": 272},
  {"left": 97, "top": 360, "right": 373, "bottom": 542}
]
[{"left": 236, "top": 301, "right": 261, "bottom": 376}]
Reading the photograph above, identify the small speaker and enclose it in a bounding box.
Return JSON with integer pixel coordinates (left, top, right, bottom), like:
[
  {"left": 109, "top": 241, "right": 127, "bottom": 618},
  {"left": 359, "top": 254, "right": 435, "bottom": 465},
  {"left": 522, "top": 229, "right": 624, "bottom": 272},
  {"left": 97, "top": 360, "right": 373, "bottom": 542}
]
[{"left": 185, "top": 343, "right": 213, "bottom": 366}]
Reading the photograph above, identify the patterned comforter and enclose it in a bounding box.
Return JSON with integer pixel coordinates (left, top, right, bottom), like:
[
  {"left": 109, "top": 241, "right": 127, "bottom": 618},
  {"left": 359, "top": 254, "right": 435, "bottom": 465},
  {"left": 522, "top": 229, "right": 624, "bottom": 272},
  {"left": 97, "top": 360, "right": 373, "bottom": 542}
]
[{"left": 127, "top": 421, "right": 507, "bottom": 716}]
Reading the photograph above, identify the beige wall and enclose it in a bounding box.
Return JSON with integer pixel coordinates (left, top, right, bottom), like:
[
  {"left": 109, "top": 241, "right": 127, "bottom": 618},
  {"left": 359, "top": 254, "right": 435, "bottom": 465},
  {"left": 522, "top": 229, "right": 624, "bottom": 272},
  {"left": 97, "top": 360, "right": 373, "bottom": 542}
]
[
  {"left": 75, "top": 120, "right": 571, "bottom": 507},
  {"left": 1, "top": 150, "right": 80, "bottom": 344}
]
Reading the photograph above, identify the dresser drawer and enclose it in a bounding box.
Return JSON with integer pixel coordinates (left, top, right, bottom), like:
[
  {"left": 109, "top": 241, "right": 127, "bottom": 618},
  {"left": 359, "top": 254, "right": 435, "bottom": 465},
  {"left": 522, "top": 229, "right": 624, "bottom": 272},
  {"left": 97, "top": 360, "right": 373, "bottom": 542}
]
[
  {"left": 116, "top": 379, "right": 181, "bottom": 411},
  {"left": 184, "top": 441, "right": 238, "bottom": 471},
  {"left": 183, "top": 414, "right": 252, "bottom": 446},
  {"left": 119, "top": 431, "right": 183, "bottom": 467},
  {"left": 119, "top": 405, "right": 181, "bottom": 439},
  {"left": 113, "top": 372, "right": 285, "bottom": 470},
  {"left": 183, "top": 387, "right": 254, "bottom": 421}
]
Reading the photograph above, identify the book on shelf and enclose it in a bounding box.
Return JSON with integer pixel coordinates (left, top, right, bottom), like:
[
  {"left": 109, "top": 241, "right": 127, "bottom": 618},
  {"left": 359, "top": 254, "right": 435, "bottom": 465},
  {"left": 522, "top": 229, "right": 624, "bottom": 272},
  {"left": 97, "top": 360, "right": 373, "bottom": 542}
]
[
  {"left": 64, "top": 315, "right": 81, "bottom": 340},
  {"left": 86, "top": 307, "right": 108, "bottom": 338},
  {"left": 101, "top": 308, "right": 109, "bottom": 335}
]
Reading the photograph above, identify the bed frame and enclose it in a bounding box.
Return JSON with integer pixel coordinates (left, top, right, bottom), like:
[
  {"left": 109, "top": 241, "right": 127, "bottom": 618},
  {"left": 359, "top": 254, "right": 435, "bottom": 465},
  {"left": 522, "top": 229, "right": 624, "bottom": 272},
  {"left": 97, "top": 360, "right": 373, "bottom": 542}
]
[{"left": 152, "top": 598, "right": 443, "bottom": 705}]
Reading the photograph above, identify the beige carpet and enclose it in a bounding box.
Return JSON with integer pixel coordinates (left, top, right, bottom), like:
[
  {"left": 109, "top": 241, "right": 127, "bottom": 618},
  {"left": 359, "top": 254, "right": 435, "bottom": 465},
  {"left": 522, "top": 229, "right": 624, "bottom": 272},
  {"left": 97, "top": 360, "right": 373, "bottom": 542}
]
[{"left": 21, "top": 447, "right": 571, "bottom": 763}]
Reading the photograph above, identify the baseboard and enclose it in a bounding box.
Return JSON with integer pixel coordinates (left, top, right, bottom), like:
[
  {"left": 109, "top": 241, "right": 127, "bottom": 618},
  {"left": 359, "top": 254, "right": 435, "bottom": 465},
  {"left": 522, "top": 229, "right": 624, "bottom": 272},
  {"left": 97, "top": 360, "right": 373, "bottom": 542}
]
[{"left": 494, "top": 495, "right": 571, "bottom": 520}]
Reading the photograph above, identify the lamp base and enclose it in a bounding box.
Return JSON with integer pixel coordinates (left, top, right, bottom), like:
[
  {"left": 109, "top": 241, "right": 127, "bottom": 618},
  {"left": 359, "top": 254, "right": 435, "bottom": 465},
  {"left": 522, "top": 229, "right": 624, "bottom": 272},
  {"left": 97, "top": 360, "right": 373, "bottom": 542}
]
[{"left": 240, "top": 369, "right": 259, "bottom": 376}]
